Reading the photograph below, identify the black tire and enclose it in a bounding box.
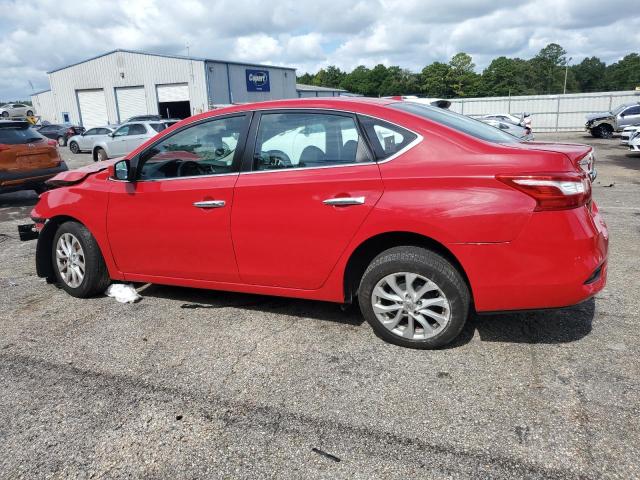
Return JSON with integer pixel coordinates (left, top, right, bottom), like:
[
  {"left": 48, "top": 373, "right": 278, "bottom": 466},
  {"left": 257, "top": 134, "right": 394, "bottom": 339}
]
[
  {"left": 69, "top": 141, "right": 80, "bottom": 154},
  {"left": 51, "top": 221, "right": 110, "bottom": 298},
  {"left": 358, "top": 246, "right": 470, "bottom": 349},
  {"left": 57, "top": 136, "right": 67, "bottom": 147},
  {"left": 593, "top": 124, "right": 613, "bottom": 139},
  {"left": 95, "top": 148, "right": 108, "bottom": 162},
  {"left": 26, "top": 110, "right": 33, "bottom": 116},
  {"left": 1, "top": 111, "right": 8, "bottom": 118}
]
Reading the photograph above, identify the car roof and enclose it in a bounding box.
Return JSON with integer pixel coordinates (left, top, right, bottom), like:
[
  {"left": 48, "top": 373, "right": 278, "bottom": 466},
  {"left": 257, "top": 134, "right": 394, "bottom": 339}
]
[{"left": 0, "top": 120, "right": 30, "bottom": 128}]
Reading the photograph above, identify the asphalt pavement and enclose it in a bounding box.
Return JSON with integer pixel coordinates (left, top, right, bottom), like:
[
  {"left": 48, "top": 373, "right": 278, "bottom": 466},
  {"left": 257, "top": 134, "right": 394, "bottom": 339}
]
[{"left": 0, "top": 134, "right": 638, "bottom": 479}]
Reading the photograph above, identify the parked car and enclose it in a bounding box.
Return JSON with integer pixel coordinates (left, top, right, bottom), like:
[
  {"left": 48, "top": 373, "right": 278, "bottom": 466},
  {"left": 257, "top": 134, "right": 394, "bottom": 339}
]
[
  {"left": 68, "top": 126, "right": 117, "bottom": 154},
  {"left": 37, "top": 123, "right": 85, "bottom": 146},
  {"left": 92, "top": 121, "right": 167, "bottom": 161},
  {"left": 0, "top": 120, "right": 67, "bottom": 194},
  {"left": 480, "top": 114, "right": 524, "bottom": 126},
  {"left": 585, "top": 102, "right": 640, "bottom": 138},
  {"left": 121, "top": 114, "right": 162, "bottom": 123},
  {"left": 620, "top": 125, "right": 640, "bottom": 145},
  {"left": 480, "top": 119, "right": 534, "bottom": 141},
  {"left": 22, "top": 98, "right": 607, "bottom": 349},
  {"left": 0, "top": 103, "right": 34, "bottom": 118},
  {"left": 629, "top": 130, "right": 640, "bottom": 152}
]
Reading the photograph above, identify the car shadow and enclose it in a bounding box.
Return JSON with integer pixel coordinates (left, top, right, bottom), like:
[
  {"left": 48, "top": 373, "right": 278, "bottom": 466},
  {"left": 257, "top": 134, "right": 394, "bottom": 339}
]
[
  {"left": 0, "top": 191, "right": 39, "bottom": 222},
  {"left": 141, "top": 284, "right": 595, "bottom": 345},
  {"left": 463, "top": 297, "right": 595, "bottom": 346},
  {"left": 141, "top": 284, "right": 365, "bottom": 326}
]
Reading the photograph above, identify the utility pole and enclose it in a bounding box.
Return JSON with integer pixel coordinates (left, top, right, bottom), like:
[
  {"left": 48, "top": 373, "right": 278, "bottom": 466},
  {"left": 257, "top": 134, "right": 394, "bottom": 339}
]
[{"left": 563, "top": 57, "right": 573, "bottom": 95}]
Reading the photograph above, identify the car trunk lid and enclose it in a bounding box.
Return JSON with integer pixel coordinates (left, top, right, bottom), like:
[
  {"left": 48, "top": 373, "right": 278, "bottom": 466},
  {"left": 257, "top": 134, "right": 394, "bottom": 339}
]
[{"left": 503, "top": 141, "right": 595, "bottom": 179}]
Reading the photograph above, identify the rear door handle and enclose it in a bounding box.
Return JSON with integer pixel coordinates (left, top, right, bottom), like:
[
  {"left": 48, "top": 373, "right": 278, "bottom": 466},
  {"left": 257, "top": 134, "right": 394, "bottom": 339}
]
[
  {"left": 323, "top": 196, "right": 365, "bottom": 206},
  {"left": 193, "top": 200, "right": 226, "bottom": 209}
]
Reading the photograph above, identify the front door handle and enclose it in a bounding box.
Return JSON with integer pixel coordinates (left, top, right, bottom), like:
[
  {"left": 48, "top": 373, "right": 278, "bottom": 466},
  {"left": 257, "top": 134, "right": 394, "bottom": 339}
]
[
  {"left": 323, "top": 196, "right": 365, "bottom": 206},
  {"left": 193, "top": 200, "right": 226, "bottom": 209}
]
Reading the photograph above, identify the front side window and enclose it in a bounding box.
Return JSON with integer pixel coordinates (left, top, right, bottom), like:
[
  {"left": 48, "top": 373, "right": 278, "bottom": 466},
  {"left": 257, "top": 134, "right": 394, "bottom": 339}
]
[
  {"left": 138, "top": 115, "right": 246, "bottom": 180},
  {"left": 254, "top": 113, "right": 371, "bottom": 171},
  {"left": 623, "top": 106, "right": 640, "bottom": 116},
  {"left": 113, "top": 125, "right": 130, "bottom": 137}
]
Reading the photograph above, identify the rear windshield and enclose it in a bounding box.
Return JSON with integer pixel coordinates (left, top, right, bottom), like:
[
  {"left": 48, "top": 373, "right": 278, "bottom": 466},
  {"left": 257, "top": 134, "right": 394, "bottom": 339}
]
[
  {"left": 149, "top": 123, "right": 166, "bottom": 133},
  {"left": 391, "top": 102, "right": 520, "bottom": 144},
  {"left": 0, "top": 125, "right": 46, "bottom": 144}
]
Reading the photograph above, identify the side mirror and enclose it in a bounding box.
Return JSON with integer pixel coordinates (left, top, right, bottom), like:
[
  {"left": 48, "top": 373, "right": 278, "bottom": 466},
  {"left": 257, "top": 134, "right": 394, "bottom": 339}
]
[{"left": 112, "top": 160, "right": 131, "bottom": 181}]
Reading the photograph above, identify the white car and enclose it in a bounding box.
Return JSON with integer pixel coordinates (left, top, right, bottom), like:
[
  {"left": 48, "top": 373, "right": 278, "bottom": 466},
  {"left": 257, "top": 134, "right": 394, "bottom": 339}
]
[
  {"left": 92, "top": 121, "right": 167, "bottom": 161},
  {"left": 629, "top": 130, "right": 640, "bottom": 152},
  {"left": 480, "top": 114, "right": 524, "bottom": 126},
  {"left": 0, "top": 103, "right": 34, "bottom": 118},
  {"left": 481, "top": 119, "right": 534, "bottom": 141},
  {"left": 67, "top": 125, "right": 117, "bottom": 154},
  {"left": 620, "top": 125, "right": 640, "bottom": 145}
]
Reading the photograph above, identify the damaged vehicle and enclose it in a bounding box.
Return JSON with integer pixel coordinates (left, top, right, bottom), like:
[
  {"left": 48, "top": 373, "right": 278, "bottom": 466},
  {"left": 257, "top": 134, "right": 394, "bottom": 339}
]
[
  {"left": 585, "top": 102, "right": 640, "bottom": 138},
  {"left": 20, "top": 98, "right": 607, "bottom": 349}
]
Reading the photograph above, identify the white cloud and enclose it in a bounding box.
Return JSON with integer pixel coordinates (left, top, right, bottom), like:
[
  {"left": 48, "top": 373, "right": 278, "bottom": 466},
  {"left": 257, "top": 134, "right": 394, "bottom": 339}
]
[{"left": 0, "top": 0, "right": 638, "bottom": 99}]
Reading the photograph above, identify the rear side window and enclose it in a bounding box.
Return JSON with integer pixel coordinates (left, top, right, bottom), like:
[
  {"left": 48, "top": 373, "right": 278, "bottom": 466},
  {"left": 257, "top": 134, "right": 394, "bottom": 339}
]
[
  {"left": 150, "top": 123, "right": 166, "bottom": 133},
  {"left": 129, "top": 124, "right": 148, "bottom": 135},
  {"left": 0, "top": 125, "right": 45, "bottom": 144},
  {"left": 358, "top": 116, "right": 417, "bottom": 159}
]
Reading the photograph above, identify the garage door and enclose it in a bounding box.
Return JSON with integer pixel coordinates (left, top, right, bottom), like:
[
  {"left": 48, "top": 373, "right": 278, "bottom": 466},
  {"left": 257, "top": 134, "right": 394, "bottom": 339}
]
[
  {"left": 77, "top": 89, "right": 108, "bottom": 129},
  {"left": 116, "top": 86, "right": 147, "bottom": 123},
  {"left": 156, "top": 83, "right": 190, "bottom": 102}
]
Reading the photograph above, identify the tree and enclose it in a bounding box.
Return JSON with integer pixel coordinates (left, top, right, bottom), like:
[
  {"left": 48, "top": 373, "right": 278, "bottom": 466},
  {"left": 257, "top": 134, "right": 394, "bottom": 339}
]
[
  {"left": 340, "top": 65, "right": 374, "bottom": 95},
  {"left": 296, "top": 73, "right": 314, "bottom": 85},
  {"left": 605, "top": 54, "right": 640, "bottom": 91},
  {"left": 379, "top": 66, "right": 420, "bottom": 96},
  {"left": 447, "top": 53, "right": 480, "bottom": 97},
  {"left": 529, "top": 43, "right": 568, "bottom": 94},
  {"left": 312, "top": 66, "right": 346, "bottom": 88},
  {"left": 571, "top": 57, "right": 606, "bottom": 92},
  {"left": 479, "top": 56, "right": 534, "bottom": 96},
  {"left": 419, "top": 62, "right": 453, "bottom": 97}
]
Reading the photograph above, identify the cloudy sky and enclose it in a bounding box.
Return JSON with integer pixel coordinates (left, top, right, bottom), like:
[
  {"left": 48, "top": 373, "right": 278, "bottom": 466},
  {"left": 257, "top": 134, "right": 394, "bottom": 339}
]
[{"left": 1, "top": 0, "right": 639, "bottom": 99}]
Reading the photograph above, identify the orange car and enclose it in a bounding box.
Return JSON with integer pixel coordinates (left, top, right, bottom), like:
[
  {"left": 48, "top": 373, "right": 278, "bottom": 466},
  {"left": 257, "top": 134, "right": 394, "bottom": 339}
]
[{"left": 0, "top": 120, "right": 67, "bottom": 194}]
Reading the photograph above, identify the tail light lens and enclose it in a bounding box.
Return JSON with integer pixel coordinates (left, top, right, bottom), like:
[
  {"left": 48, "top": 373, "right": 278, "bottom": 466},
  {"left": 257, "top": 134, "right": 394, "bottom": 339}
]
[
  {"left": 47, "top": 139, "right": 57, "bottom": 147},
  {"left": 67, "top": 128, "right": 75, "bottom": 135},
  {"left": 497, "top": 172, "right": 591, "bottom": 211},
  {"left": 0, "top": 144, "right": 9, "bottom": 152}
]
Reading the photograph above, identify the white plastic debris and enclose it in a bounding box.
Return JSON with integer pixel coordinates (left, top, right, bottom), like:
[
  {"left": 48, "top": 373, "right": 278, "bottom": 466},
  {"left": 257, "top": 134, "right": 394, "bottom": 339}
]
[{"left": 105, "top": 283, "right": 142, "bottom": 303}]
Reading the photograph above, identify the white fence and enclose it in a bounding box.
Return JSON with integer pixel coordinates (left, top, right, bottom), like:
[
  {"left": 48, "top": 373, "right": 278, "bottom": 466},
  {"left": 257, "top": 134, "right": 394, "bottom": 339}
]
[{"left": 449, "top": 90, "right": 640, "bottom": 132}]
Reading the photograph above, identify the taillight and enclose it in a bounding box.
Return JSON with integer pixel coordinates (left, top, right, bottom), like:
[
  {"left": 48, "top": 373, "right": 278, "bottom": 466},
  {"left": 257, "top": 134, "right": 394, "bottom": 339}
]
[
  {"left": 67, "top": 128, "right": 74, "bottom": 135},
  {"left": 496, "top": 172, "right": 591, "bottom": 211},
  {"left": 47, "top": 139, "right": 57, "bottom": 147},
  {"left": 0, "top": 144, "right": 10, "bottom": 152}
]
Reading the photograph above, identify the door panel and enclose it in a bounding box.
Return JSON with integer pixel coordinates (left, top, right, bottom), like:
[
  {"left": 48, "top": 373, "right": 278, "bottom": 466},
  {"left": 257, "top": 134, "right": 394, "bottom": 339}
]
[
  {"left": 107, "top": 175, "right": 239, "bottom": 281},
  {"left": 231, "top": 111, "right": 383, "bottom": 290}
]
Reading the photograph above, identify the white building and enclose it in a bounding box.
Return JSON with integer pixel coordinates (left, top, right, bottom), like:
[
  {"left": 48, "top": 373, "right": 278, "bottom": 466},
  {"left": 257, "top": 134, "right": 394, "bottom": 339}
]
[{"left": 32, "top": 49, "right": 298, "bottom": 127}]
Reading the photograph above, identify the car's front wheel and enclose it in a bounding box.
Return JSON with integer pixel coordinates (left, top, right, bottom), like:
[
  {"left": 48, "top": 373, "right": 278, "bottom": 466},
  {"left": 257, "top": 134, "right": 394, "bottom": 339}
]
[
  {"left": 52, "top": 221, "right": 110, "bottom": 298},
  {"left": 69, "top": 141, "right": 80, "bottom": 154},
  {"left": 95, "top": 148, "right": 108, "bottom": 162},
  {"left": 57, "top": 136, "right": 67, "bottom": 147},
  {"left": 358, "top": 246, "right": 470, "bottom": 349},
  {"left": 1, "top": 111, "right": 8, "bottom": 118},
  {"left": 26, "top": 110, "right": 33, "bottom": 116}
]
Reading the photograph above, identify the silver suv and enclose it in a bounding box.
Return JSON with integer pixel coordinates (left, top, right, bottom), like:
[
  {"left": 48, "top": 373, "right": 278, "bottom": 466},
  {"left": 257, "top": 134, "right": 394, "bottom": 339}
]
[
  {"left": 92, "top": 121, "right": 167, "bottom": 161},
  {"left": 585, "top": 102, "right": 640, "bottom": 138}
]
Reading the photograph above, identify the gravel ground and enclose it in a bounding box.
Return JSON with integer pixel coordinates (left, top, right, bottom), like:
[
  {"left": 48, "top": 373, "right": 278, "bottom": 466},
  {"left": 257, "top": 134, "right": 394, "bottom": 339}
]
[{"left": 0, "top": 134, "right": 639, "bottom": 479}]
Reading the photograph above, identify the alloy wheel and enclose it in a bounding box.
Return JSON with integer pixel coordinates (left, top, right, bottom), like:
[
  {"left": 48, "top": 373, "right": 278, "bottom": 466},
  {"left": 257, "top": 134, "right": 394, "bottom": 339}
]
[
  {"left": 371, "top": 272, "right": 451, "bottom": 340},
  {"left": 57, "top": 136, "right": 65, "bottom": 146},
  {"left": 55, "top": 233, "right": 86, "bottom": 288}
]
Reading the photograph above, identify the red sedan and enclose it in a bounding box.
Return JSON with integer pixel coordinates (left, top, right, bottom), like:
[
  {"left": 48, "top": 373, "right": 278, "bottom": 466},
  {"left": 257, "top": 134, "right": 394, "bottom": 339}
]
[{"left": 24, "top": 98, "right": 608, "bottom": 349}]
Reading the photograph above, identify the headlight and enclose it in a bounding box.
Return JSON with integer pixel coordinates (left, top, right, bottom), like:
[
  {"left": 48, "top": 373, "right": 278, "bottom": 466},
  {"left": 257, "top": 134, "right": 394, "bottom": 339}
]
[{"left": 631, "top": 131, "right": 640, "bottom": 141}]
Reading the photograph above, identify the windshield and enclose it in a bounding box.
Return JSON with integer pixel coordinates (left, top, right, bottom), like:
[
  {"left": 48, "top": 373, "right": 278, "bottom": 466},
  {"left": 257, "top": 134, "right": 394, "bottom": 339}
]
[
  {"left": 391, "top": 102, "right": 520, "bottom": 144},
  {"left": 0, "top": 125, "right": 46, "bottom": 144},
  {"left": 611, "top": 104, "right": 627, "bottom": 115}
]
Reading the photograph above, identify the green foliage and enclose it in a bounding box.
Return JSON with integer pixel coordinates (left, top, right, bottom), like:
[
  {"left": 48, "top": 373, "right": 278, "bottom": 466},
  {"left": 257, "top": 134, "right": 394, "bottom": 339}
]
[{"left": 296, "top": 44, "right": 640, "bottom": 98}]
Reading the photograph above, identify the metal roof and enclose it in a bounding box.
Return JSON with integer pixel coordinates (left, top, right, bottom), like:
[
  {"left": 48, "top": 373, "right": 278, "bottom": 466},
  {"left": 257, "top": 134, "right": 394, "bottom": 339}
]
[
  {"left": 296, "top": 83, "right": 346, "bottom": 92},
  {"left": 47, "top": 49, "right": 297, "bottom": 74},
  {"left": 31, "top": 89, "right": 51, "bottom": 96}
]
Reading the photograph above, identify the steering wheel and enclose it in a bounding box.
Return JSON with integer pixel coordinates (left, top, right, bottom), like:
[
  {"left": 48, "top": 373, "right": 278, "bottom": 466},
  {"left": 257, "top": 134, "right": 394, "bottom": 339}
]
[
  {"left": 264, "top": 150, "right": 292, "bottom": 168},
  {"left": 177, "top": 160, "right": 206, "bottom": 177}
]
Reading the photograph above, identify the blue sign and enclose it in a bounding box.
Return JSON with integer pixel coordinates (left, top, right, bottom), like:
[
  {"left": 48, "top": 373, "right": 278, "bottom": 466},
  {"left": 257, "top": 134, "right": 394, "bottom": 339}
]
[{"left": 246, "top": 69, "right": 270, "bottom": 92}]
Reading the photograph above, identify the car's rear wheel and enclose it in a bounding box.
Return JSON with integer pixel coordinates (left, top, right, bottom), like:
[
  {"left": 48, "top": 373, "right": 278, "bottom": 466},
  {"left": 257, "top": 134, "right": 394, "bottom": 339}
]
[
  {"left": 26, "top": 110, "right": 33, "bottom": 116},
  {"left": 358, "top": 246, "right": 469, "bottom": 349},
  {"left": 52, "top": 221, "right": 110, "bottom": 298},
  {"left": 69, "top": 141, "right": 80, "bottom": 154},
  {"left": 95, "top": 148, "right": 108, "bottom": 162},
  {"left": 1, "top": 111, "right": 8, "bottom": 118},
  {"left": 57, "top": 136, "right": 67, "bottom": 147}
]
